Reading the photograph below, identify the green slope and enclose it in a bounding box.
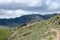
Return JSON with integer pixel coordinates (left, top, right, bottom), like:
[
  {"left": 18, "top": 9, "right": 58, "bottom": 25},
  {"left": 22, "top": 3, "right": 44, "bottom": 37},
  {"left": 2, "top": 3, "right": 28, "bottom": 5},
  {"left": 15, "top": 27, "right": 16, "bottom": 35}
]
[
  {"left": 0, "top": 26, "right": 10, "bottom": 40},
  {"left": 0, "top": 30, "right": 10, "bottom": 40},
  {"left": 10, "top": 14, "right": 60, "bottom": 40}
]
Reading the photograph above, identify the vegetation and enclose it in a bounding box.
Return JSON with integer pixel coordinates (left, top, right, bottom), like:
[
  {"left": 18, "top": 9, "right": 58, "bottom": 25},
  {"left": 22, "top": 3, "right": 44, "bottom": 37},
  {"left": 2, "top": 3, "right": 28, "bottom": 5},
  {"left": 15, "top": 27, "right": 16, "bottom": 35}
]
[
  {"left": 0, "top": 30, "right": 10, "bottom": 40},
  {"left": 9, "top": 14, "right": 60, "bottom": 40},
  {"left": 47, "top": 37, "right": 53, "bottom": 40}
]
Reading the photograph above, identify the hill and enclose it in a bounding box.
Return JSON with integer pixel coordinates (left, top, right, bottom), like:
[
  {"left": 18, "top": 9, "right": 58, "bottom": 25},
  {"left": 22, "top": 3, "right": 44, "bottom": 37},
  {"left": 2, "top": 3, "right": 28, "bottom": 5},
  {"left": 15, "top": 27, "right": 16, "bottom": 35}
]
[
  {"left": 9, "top": 14, "right": 60, "bottom": 40},
  {"left": 0, "top": 13, "right": 57, "bottom": 27}
]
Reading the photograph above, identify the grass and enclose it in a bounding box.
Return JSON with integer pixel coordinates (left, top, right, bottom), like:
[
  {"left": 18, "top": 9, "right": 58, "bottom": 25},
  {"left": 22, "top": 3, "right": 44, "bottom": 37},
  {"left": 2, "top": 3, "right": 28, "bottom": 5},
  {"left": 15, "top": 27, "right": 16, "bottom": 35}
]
[
  {"left": 11, "top": 20, "right": 55, "bottom": 40},
  {"left": 0, "top": 29, "right": 10, "bottom": 40}
]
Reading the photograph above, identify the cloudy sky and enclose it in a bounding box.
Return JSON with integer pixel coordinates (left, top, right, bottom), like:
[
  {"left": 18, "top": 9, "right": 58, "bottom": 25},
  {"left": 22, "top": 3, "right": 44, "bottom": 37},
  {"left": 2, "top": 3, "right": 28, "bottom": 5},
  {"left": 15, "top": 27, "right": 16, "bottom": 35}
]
[{"left": 0, "top": 0, "right": 60, "bottom": 19}]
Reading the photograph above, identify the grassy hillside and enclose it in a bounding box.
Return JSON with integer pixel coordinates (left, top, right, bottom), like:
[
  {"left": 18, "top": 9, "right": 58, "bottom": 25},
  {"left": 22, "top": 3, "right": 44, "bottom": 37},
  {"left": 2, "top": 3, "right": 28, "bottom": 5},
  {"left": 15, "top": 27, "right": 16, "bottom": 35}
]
[{"left": 10, "top": 14, "right": 60, "bottom": 40}]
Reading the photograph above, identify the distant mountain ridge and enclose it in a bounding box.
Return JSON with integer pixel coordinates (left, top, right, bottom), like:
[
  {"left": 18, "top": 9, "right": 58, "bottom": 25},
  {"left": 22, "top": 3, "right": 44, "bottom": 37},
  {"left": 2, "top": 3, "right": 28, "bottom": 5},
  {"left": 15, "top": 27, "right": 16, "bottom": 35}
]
[{"left": 0, "top": 13, "right": 57, "bottom": 27}]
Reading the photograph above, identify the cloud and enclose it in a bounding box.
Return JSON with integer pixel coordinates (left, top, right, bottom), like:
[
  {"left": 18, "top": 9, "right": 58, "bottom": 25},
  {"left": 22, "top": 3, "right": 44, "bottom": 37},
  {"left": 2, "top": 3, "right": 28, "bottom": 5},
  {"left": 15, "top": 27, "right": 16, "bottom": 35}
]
[
  {"left": 0, "top": 9, "right": 40, "bottom": 19},
  {"left": 0, "top": 0, "right": 47, "bottom": 11},
  {"left": 0, "top": 0, "right": 43, "bottom": 7},
  {"left": 0, "top": 9, "right": 60, "bottom": 19},
  {"left": 0, "top": 0, "right": 60, "bottom": 18},
  {"left": 0, "top": 0, "right": 60, "bottom": 12},
  {"left": 47, "top": 0, "right": 60, "bottom": 12}
]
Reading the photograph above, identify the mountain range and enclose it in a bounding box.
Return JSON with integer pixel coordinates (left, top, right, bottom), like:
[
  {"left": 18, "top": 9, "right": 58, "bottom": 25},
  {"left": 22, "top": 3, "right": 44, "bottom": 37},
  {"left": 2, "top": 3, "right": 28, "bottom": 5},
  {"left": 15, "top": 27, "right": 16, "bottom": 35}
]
[{"left": 0, "top": 13, "right": 57, "bottom": 27}]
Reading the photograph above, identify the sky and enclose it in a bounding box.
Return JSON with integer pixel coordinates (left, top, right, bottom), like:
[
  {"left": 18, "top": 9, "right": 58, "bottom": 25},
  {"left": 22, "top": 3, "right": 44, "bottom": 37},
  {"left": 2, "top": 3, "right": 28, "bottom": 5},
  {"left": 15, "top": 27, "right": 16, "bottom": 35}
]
[{"left": 0, "top": 0, "right": 60, "bottom": 19}]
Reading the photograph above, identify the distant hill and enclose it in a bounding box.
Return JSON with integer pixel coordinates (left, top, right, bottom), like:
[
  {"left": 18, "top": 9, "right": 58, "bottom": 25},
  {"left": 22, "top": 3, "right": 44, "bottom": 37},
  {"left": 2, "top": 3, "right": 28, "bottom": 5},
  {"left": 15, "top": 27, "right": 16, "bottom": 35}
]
[
  {"left": 9, "top": 14, "right": 60, "bottom": 40},
  {"left": 0, "top": 13, "right": 57, "bottom": 27}
]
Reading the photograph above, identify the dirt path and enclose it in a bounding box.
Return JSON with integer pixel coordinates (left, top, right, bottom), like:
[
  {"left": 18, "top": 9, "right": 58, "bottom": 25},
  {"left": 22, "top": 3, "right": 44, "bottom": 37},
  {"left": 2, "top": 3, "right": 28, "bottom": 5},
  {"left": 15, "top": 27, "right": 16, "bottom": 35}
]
[{"left": 51, "top": 29, "right": 60, "bottom": 40}]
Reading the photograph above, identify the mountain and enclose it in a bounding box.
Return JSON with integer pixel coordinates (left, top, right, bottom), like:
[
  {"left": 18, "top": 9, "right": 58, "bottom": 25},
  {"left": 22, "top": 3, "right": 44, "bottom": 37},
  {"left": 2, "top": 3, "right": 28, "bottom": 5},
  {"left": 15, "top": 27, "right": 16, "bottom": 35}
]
[
  {"left": 43, "top": 13, "right": 57, "bottom": 19},
  {"left": 0, "top": 13, "right": 57, "bottom": 27},
  {"left": 9, "top": 14, "right": 60, "bottom": 40}
]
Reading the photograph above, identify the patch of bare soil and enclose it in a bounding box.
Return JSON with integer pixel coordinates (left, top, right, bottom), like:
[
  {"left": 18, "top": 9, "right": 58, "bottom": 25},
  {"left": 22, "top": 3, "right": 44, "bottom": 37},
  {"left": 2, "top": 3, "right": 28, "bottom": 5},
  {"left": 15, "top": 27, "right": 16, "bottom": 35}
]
[{"left": 51, "top": 29, "right": 60, "bottom": 40}]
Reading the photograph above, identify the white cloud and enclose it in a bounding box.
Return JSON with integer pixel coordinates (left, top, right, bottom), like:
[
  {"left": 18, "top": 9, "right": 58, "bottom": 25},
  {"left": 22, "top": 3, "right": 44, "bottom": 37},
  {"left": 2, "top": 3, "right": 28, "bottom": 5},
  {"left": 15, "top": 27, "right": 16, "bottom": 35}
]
[
  {"left": 0, "top": 9, "right": 39, "bottom": 19},
  {"left": 48, "top": 2, "right": 60, "bottom": 10},
  {"left": 0, "top": 0, "right": 12, "bottom": 4},
  {"left": 0, "top": 9, "right": 60, "bottom": 19},
  {"left": 23, "top": 0, "right": 43, "bottom": 7},
  {"left": 47, "top": 0, "right": 60, "bottom": 11},
  {"left": 0, "top": 0, "right": 43, "bottom": 7}
]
